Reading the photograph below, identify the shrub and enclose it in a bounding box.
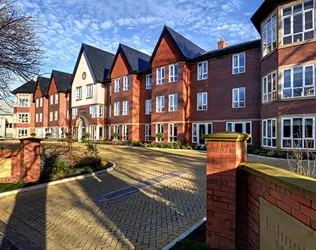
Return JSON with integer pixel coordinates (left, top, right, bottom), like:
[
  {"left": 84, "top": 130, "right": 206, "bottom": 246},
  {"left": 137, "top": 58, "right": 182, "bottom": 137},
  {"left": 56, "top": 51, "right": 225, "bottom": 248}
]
[
  {"left": 51, "top": 157, "right": 70, "bottom": 180},
  {"left": 132, "top": 141, "right": 143, "bottom": 147},
  {"left": 58, "top": 138, "right": 68, "bottom": 142},
  {"left": 74, "top": 156, "right": 102, "bottom": 169},
  {"left": 83, "top": 139, "right": 99, "bottom": 158},
  {"left": 111, "top": 132, "right": 119, "bottom": 140},
  {"left": 186, "top": 146, "right": 193, "bottom": 150},
  {"left": 156, "top": 132, "right": 164, "bottom": 142},
  {"left": 45, "top": 133, "right": 52, "bottom": 139},
  {"left": 72, "top": 139, "right": 78, "bottom": 143},
  {"left": 266, "top": 150, "right": 276, "bottom": 157},
  {"left": 31, "top": 132, "right": 36, "bottom": 137},
  {"left": 167, "top": 142, "right": 175, "bottom": 149}
]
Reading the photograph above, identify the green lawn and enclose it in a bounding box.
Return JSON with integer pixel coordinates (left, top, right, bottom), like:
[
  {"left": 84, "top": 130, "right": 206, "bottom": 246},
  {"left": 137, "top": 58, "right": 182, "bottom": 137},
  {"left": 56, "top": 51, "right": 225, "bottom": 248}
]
[{"left": 0, "top": 182, "right": 26, "bottom": 193}]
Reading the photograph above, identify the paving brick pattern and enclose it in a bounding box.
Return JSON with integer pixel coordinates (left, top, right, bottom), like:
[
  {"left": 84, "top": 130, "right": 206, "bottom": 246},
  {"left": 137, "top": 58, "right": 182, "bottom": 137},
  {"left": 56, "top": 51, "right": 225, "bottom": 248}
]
[{"left": 0, "top": 146, "right": 206, "bottom": 250}]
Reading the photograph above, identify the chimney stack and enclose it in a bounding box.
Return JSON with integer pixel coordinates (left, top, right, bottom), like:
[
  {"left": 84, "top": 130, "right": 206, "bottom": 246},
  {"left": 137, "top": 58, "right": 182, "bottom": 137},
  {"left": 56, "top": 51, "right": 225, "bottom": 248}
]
[{"left": 218, "top": 38, "right": 228, "bottom": 49}]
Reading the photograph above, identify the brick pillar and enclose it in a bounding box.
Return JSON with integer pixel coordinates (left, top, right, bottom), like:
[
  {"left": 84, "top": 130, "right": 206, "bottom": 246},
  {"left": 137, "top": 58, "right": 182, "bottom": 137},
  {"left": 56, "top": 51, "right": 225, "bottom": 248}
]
[
  {"left": 18, "top": 137, "right": 42, "bottom": 183},
  {"left": 204, "top": 132, "right": 249, "bottom": 250}
]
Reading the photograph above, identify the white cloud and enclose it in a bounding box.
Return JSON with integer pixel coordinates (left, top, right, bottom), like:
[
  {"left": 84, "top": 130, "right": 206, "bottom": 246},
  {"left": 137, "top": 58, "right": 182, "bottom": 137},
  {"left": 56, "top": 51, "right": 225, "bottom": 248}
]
[{"left": 100, "top": 21, "right": 113, "bottom": 29}]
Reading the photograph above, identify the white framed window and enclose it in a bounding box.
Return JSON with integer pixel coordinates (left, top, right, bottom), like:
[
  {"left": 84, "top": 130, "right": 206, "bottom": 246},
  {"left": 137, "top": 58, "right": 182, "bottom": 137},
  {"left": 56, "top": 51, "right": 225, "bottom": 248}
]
[
  {"left": 55, "top": 94, "right": 59, "bottom": 104},
  {"left": 282, "top": 116, "right": 315, "bottom": 149},
  {"left": 168, "top": 124, "right": 178, "bottom": 142},
  {"left": 232, "top": 53, "right": 246, "bottom": 74},
  {"left": 145, "top": 99, "right": 152, "bottom": 115},
  {"left": 18, "top": 129, "right": 28, "bottom": 138},
  {"left": 90, "top": 126, "right": 97, "bottom": 140},
  {"left": 50, "top": 112, "right": 53, "bottom": 121},
  {"left": 18, "top": 113, "right": 29, "bottom": 123},
  {"left": 198, "top": 61, "right": 208, "bottom": 80},
  {"left": 232, "top": 87, "right": 246, "bottom": 108},
  {"left": 72, "top": 108, "right": 78, "bottom": 119},
  {"left": 282, "top": 65, "right": 315, "bottom": 99},
  {"left": 114, "top": 125, "right": 120, "bottom": 140},
  {"left": 226, "top": 121, "right": 252, "bottom": 144},
  {"left": 123, "top": 101, "right": 129, "bottom": 115},
  {"left": 197, "top": 92, "right": 208, "bottom": 111},
  {"left": 262, "top": 118, "right": 277, "bottom": 148},
  {"left": 123, "top": 76, "right": 131, "bottom": 91},
  {"left": 145, "top": 124, "right": 151, "bottom": 141},
  {"left": 169, "top": 64, "right": 178, "bottom": 82},
  {"left": 192, "top": 123, "right": 212, "bottom": 144},
  {"left": 99, "top": 106, "right": 104, "bottom": 117},
  {"left": 146, "top": 74, "right": 152, "bottom": 89},
  {"left": 263, "top": 71, "right": 277, "bottom": 103},
  {"left": 156, "top": 96, "right": 165, "bottom": 112},
  {"left": 114, "top": 102, "right": 120, "bottom": 116},
  {"left": 40, "top": 113, "right": 42, "bottom": 122},
  {"left": 50, "top": 95, "right": 54, "bottom": 105},
  {"left": 86, "top": 85, "right": 93, "bottom": 98},
  {"left": 157, "top": 67, "right": 165, "bottom": 85},
  {"left": 114, "top": 78, "right": 120, "bottom": 92},
  {"left": 282, "top": 1, "right": 315, "bottom": 45},
  {"left": 90, "top": 105, "right": 97, "bottom": 118},
  {"left": 36, "top": 99, "right": 39, "bottom": 108},
  {"left": 262, "top": 13, "right": 277, "bottom": 56},
  {"left": 55, "top": 111, "right": 58, "bottom": 121},
  {"left": 76, "top": 87, "right": 82, "bottom": 100},
  {"left": 40, "top": 98, "right": 43, "bottom": 107},
  {"left": 156, "top": 124, "right": 164, "bottom": 142},
  {"left": 18, "top": 98, "right": 28, "bottom": 107},
  {"left": 36, "top": 113, "right": 38, "bottom": 122},
  {"left": 122, "top": 125, "right": 128, "bottom": 141},
  {"left": 168, "top": 94, "right": 178, "bottom": 112}
]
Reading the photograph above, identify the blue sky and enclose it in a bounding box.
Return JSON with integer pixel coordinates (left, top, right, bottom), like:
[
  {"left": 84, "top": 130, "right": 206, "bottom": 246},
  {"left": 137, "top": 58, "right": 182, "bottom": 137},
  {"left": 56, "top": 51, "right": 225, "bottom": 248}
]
[{"left": 18, "top": 0, "right": 264, "bottom": 77}]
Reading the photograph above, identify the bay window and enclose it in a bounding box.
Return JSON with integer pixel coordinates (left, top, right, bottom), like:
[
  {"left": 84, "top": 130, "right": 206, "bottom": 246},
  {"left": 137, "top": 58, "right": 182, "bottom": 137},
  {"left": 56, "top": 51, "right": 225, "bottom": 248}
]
[
  {"left": 263, "top": 71, "right": 277, "bottom": 103},
  {"left": 282, "top": 65, "right": 315, "bottom": 98},
  {"left": 282, "top": 117, "right": 315, "bottom": 149},
  {"left": 282, "top": 0, "right": 315, "bottom": 45},
  {"left": 262, "top": 119, "right": 277, "bottom": 148},
  {"left": 262, "top": 14, "right": 277, "bottom": 56}
]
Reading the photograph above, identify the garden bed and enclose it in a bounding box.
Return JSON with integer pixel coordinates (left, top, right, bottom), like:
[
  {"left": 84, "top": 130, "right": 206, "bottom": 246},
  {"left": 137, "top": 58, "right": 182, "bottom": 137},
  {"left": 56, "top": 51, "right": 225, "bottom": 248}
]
[{"left": 171, "top": 222, "right": 212, "bottom": 250}]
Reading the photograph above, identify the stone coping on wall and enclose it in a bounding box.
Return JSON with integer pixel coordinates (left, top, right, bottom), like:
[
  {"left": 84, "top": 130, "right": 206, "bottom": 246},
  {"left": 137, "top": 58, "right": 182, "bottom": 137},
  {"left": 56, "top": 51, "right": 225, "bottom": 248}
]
[{"left": 239, "top": 162, "right": 316, "bottom": 202}]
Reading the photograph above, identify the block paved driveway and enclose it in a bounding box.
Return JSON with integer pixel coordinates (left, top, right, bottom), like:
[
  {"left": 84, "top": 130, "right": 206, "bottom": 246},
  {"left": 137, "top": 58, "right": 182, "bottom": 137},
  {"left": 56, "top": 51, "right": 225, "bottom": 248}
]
[{"left": 0, "top": 145, "right": 206, "bottom": 250}]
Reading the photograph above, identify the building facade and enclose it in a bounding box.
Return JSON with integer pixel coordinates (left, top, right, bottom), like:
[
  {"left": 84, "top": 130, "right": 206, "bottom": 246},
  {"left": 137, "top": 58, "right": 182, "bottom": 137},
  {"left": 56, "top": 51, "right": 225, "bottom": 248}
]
[
  {"left": 10, "top": 0, "right": 316, "bottom": 151},
  {"left": 0, "top": 99, "right": 14, "bottom": 138}
]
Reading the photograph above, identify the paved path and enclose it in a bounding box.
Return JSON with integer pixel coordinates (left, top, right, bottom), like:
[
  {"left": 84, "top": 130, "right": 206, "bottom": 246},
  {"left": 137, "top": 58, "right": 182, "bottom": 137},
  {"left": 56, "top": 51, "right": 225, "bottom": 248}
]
[{"left": 0, "top": 146, "right": 206, "bottom": 250}]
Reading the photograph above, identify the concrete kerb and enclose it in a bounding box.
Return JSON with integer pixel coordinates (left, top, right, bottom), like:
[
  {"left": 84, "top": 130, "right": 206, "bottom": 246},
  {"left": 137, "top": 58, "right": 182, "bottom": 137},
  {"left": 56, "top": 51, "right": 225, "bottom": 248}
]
[
  {"left": 0, "top": 161, "right": 116, "bottom": 198},
  {"left": 162, "top": 217, "right": 206, "bottom": 250}
]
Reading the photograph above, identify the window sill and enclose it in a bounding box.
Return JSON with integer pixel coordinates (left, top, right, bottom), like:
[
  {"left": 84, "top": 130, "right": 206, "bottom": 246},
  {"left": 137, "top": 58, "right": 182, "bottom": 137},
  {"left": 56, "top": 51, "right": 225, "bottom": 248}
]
[
  {"left": 76, "top": 99, "right": 82, "bottom": 101},
  {"left": 197, "top": 109, "right": 208, "bottom": 112},
  {"left": 279, "top": 38, "right": 316, "bottom": 51},
  {"left": 197, "top": 78, "right": 208, "bottom": 81},
  {"left": 280, "top": 96, "right": 316, "bottom": 102},
  {"left": 86, "top": 97, "right": 93, "bottom": 99},
  {"left": 232, "top": 72, "right": 246, "bottom": 75},
  {"left": 145, "top": 88, "right": 152, "bottom": 91},
  {"left": 232, "top": 107, "right": 245, "bottom": 109}
]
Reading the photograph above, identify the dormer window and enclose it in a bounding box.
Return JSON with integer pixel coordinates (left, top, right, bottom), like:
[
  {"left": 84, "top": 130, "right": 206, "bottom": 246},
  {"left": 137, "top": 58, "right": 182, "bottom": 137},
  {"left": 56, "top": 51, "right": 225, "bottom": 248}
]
[
  {"left": 262, "top": 14, "right": 277, "bottom": 56},
  {"left": 282, "top": 0, "right": 315, "bottom": 45}
]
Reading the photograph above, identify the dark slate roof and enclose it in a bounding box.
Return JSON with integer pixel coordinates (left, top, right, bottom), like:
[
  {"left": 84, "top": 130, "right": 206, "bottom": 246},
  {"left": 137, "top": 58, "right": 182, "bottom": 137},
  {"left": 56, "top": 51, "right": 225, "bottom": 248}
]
[
  {"left": 192, "top": 39, "right": 261, "bottom": 62},
  {"left": 11, "top": 80, "right": 36, "bottom": 94},
  {"left": 251, "top": 0, "right": 289, "bottom": 32},
  {"left": 150, "top": 25, "right": 206, "bottom": 64},
  {"left": 110, "top": 44, "right": 150, "bottom": 74},
  {"left": 82, "top": 43, "right": 115, "bottom": 82},
  {"left": 37, "top": 76, "right": 50, "bottom": 96},
  {"left": 51, "top": 70, "right": 73, "bottom": 92}
]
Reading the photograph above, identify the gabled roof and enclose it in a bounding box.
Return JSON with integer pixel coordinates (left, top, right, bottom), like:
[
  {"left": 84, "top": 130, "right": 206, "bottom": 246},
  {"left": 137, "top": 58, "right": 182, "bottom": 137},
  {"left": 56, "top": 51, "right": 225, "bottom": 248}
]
[
  {"left": 36, "top": 76, "right": 50, "bottom": 96},
  {"left": 110, "top": 44, "right": 151, "bottom": 74},
  {"left": 51, "top": 70, "right": 73, "bottom": 93},
  {"left": 72, "top": 43, "right": 115, "bottom": 83},
  {"left": 11, "top": 80, "right": 36, "bottom": 94},
  {"left": 150, "top": 25, "right": 206, "bottom": 64},
  {"left": 192, "top": 40, "right": 261, "bottom": 62},
  {"left": 251, "top": 0, "right": 289, "bottom": 32}
]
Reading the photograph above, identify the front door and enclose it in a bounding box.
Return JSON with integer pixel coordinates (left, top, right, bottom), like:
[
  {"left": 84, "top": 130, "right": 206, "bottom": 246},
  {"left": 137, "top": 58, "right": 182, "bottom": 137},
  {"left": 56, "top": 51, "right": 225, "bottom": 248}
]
[{"left": 199, "top": 124, "right": 206, "bottom": 145}]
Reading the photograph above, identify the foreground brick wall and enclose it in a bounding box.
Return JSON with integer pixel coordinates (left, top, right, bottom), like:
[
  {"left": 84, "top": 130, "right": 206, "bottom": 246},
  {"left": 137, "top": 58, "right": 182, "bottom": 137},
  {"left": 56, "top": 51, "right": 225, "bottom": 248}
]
[
  {"left": 206, "top": 132, "right": 316, "bottom": 249},
  {"left": 238, "top": 168, "right": 316, "bottom": 249},
  {"left": 0, "top": 138, "right": 41, "bottom": 183}
]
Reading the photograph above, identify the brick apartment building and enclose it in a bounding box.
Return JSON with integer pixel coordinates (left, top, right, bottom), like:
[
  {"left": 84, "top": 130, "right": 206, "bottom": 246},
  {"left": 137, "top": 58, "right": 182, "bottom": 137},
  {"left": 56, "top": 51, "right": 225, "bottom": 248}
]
[{"left": 11, "top": 0, "right": 316, "bottom": 151}]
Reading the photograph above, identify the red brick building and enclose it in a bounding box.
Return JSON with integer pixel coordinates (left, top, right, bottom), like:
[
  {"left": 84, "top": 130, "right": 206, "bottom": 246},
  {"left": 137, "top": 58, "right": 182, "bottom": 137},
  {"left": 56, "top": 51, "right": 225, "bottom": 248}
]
[{"left": 11, "top": 0, "right": 316, "bottom": 151}]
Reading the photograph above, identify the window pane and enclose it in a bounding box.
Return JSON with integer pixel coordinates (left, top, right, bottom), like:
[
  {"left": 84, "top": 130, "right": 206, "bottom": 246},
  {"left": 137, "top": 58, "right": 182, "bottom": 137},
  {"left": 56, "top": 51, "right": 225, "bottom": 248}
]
[
  {"left": 233, "top": 89, "right": 238, "bottom": 101},
  {"left": 305, "top": 119, "right": 313, "bottom": 138},
  {"left": 284, "top": 69, "right": 291, "bottom": 88},
  {"left": 283, "top": 119, "right": 291, "bottom": 137},
  {"left": 294, "top": 13, "right": 303, "bottom": 33},
  {"left": 293, "top": 118, "right": 303, "bottom": 138},
  {"left": 283, "top": 17, "right": 291, "bottom": 35},
  {"left": 283, "top": 36, "right": 292, "bottom": 45},
  {"left": 293, "top": 4, "right": 302, "bottom": 13},
  {"left": 304, "top": 1, "right": 313, "bottom": 10},
  {"left": 239, "top": 88, "right": 245, "bottom": 101},
  {"left": 233, "top": 56, "right": 238, "bottom": 68},
  {"left": 305, "top": 66, "right": 313, "bottom": 86},
  {"left": 293, "top": 67, "right": 303, "bottom": 87},
  {"left": 304, "top": 31, "right": 314, "bottom": 40},
  {"left": 293, "top": 33, "right": 303, "bottom": 43},
  {"left": 239, "top": 54, "right": 245, "bottom": 67},
  {"left": 235, "top": 123, "right": 243, "bottom": 133},
  {"left": 267, "top": 120, "right": 272, "bottom": 137},
  {"left": 227, "top": 123, "right": 232, "bottom": 132},
  {"left": 305, "top": 11, "right": 313, "bottom": 30},
  {"left": 283, "top": 7, "right": 292, "bottom": 16},
  {"left": 208, "top": 124, "right": 212, "bottom": 134}
]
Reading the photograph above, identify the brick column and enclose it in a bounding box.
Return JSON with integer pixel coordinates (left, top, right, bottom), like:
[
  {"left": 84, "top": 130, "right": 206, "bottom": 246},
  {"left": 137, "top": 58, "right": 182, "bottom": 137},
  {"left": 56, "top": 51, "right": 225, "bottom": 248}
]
[
  {"left": 18, "top": 137, "right": 42, "bottom": 183},
  {"left": 204, "top": 132, "right": 249, "bottom": 250}
]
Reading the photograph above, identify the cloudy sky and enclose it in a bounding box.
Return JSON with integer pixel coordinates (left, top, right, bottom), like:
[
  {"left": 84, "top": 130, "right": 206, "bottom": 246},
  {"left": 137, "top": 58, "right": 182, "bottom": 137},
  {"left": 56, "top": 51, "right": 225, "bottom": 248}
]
[{"left": 18, "top": 0, "right": 264, "bottom": 77}]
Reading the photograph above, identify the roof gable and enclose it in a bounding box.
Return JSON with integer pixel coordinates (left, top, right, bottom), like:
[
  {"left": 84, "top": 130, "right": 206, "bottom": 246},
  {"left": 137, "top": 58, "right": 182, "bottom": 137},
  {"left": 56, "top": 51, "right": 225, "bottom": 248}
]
[
  {"left": 110, "top": 44, "right": 150, "bottom": 76},
  {"left": 111, "top": 51, "right": 130, "bottom": 78},
  {"left": 150, "top": 26, "right": 206, "bottom": 66},
  {"left": 51, "top": 70, "right": 73, "bottom": 93},
  {"left": 37, "top": 76, "right": 50, "bottom": 96}
]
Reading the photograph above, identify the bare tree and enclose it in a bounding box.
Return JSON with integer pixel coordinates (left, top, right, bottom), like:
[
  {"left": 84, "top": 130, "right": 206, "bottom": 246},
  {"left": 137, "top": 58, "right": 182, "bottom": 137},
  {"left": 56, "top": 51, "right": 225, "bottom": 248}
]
[{"left": 0, "top": 0, "right": 43, "bottom": 100}]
